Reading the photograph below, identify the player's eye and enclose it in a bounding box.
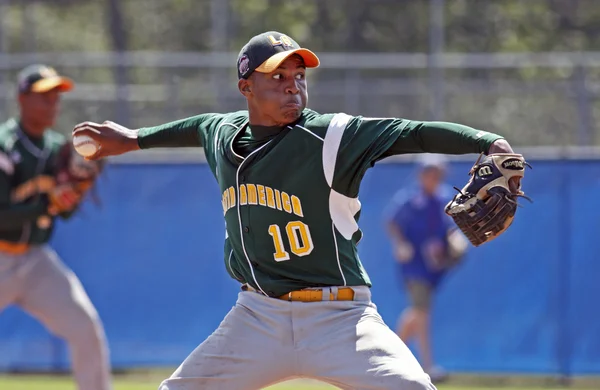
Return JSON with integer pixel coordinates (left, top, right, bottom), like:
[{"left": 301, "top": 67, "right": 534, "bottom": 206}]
[
  {"left": 272, "top": 74, "right": 282, "bottom": 80},
  {"left": 295, "top": 73, "right": 305, "bottom": 80}
]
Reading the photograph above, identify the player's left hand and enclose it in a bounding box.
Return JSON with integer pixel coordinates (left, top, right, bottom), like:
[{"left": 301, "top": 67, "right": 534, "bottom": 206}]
[{"left": 487, "top": 139, "right": 523, "bottom": 193}]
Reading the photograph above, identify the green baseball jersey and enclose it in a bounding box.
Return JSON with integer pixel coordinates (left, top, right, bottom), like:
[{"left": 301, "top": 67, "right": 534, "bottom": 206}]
[
  {"left": 138, "top": 109, "right": 502, "bottom": 297},
  {"left": 0, "top": 118, "right": 68, "bottom": 244}
]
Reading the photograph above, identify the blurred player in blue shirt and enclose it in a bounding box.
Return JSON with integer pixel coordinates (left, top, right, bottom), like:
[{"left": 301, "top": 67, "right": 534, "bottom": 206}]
[{"left": 385, "top": 154, "right": 468, "bottom": 382}]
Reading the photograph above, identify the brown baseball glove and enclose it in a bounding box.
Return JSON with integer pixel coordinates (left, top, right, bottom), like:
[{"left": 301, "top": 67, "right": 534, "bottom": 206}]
[
  {"left": 48, "top": 142, "right": 105, "bottom": 215},
  {"left": 444, "top": 153, "right": 532, "bottom": 247}
]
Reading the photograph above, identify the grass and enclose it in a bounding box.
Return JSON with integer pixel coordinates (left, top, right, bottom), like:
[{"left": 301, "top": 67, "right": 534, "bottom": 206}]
[{"left": 0, "top": 375, "right": 584, "bottom": 390}]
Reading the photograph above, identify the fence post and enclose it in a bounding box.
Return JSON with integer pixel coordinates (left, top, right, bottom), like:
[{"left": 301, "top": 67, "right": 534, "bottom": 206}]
[
  {"left": 211, "top": 0, "right": 229, "bottom": 112},
  {"left": 556, "top": 163, "right": 572, "bottom": 383},
  {"left": 428, "top": 0, "right": 445, "bottom": 120},
  {"left": 164, "top": 72, "right": 181, "bottom": 121},
  {"left": 0, "top": 0, "right": 8, "bottom": 120},
  {"left": 573, "top": 65, "right": 593, "bottom": 146},
  {"left": 344, "top": 69, "right": 360, "bottom": 115},
  {"left": 105, "top": 0, "right": 131, "bottom": 126},
  {"left": 22, "top": 2, "right": 36, "bottom": 55}
]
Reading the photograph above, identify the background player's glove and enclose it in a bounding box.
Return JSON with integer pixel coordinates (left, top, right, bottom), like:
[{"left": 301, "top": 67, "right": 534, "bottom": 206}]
[
  {"left": 48, "top": 142, "right": 105, "bottom": 214},
  {"left": 444, "top": 153, "right": 531, "bottom": 247}
]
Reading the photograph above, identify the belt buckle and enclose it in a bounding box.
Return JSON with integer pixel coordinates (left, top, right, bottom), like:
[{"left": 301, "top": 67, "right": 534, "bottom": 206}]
[{"left": 287, "top": 292, "right": 292, "bottom": 302}]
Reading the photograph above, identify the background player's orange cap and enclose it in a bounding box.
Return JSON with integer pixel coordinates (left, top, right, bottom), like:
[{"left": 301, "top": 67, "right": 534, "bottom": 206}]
[
  {"left": 17, "top": 64, "right": 74, "bottom": 94},
  {"left": 237, "top": 31, "right": 320, "bottom": 79}
]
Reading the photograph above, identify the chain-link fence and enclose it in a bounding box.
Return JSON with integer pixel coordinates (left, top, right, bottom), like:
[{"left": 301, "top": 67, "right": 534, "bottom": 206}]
[{"left": 0, "top": 0, "right": 598, "bottom": 146}]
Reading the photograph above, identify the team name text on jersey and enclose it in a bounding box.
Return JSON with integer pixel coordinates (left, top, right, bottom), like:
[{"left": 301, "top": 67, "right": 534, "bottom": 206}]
[{"left": 221, "top": 184, "right": 304, "bottom": 218}]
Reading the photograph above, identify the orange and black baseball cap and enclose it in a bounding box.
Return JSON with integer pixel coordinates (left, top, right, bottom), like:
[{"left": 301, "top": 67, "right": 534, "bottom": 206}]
[
  {"left": 17, "top": 64, "right": 74, "bottom": 94},
  {"left": 237, "top": 31, "right": 320, "bottom": 79}
]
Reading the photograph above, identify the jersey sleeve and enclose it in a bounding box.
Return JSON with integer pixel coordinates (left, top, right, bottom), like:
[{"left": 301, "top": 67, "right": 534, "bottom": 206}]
[
  {"left": 332, "top": 115, "right": 503, "bottom": 197},
  {"left": 137, "top": 113, "right": 226, "bottom": 150},
  {"left": 381, "top": 120, "right": 504, "bottom": 157},
  {"left": 137, "top": 113, "right": 228, "bottom": 170}
]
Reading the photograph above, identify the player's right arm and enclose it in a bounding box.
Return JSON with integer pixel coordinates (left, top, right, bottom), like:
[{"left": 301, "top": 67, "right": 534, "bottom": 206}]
[
  {"left": 72, "top": 114, "right": 225, "bottom": 160},
  {"left": 0, "top": 152, "right": 48, "bottom": 230}
]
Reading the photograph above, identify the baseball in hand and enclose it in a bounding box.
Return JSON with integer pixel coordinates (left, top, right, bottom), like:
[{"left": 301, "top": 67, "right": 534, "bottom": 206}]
[{"left": 73, "top": 135, "right": 100, "bottom": 157}]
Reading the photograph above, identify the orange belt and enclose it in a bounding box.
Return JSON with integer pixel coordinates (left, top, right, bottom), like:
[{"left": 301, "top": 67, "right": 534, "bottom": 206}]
[
  {"left": 279, "top": 287, "right": 355, "bottom": 302},
  {"left": 0, "top": 241, "right": 30, "bottom": 255}
]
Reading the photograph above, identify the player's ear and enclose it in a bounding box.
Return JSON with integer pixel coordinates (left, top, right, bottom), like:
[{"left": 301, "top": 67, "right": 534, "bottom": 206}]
[{"left": 238, "top": 79, "right": 252, "bottom": 97}]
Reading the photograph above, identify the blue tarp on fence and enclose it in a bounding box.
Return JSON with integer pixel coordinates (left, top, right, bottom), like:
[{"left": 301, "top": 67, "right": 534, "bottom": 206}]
[{"left": 0, "top": 159, "right": 599, "bottom": 375}]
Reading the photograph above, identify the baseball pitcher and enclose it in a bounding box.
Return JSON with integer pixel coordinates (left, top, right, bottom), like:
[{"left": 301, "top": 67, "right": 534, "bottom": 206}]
[
  {"left": 0, "top": 65, "right": 111, "bottom": 390},
  {"left": 73, "top": 31, "right": 528, "bottom": 390}
]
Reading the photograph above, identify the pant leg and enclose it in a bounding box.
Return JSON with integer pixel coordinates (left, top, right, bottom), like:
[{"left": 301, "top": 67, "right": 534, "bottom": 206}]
[
  {"left": 160, "top": 291, "right": 296, "bottom": 390},
  {"left": 296, "top": 287, "right": 436, "bottom": 390},
  {"left": 0, "top": 251, "right": 29, "bottom": 311},
  {"left": 17, "top": 246, "right": 112, "bottom": 390}
]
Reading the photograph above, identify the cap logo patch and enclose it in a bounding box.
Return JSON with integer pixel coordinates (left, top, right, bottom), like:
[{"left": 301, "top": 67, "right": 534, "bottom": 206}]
[
  {"left": 39, "top": 66, "right": 58, "bottom": 78},
  {"left": 268, "top": 34, "right": 294, "bottom": 48},
  {"left": 238, "top": 55, "right": 250, "bottom": 76}
]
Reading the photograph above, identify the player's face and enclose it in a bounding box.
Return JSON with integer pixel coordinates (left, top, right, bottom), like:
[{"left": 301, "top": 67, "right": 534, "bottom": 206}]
[
  {"left": 420, "top": 166, "right": 444, "bottom": 194},
  {"left": 245, "top": 55, "right": 308, "bottom": 126},
  {"left": 19, "top": 89, "right": 62, "bottom": 131}
]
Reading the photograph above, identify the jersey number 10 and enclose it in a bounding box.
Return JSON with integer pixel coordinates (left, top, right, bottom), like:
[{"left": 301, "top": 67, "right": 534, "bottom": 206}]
[{"left": 268, "top": 221, "right": 314, "bottom": 261}]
